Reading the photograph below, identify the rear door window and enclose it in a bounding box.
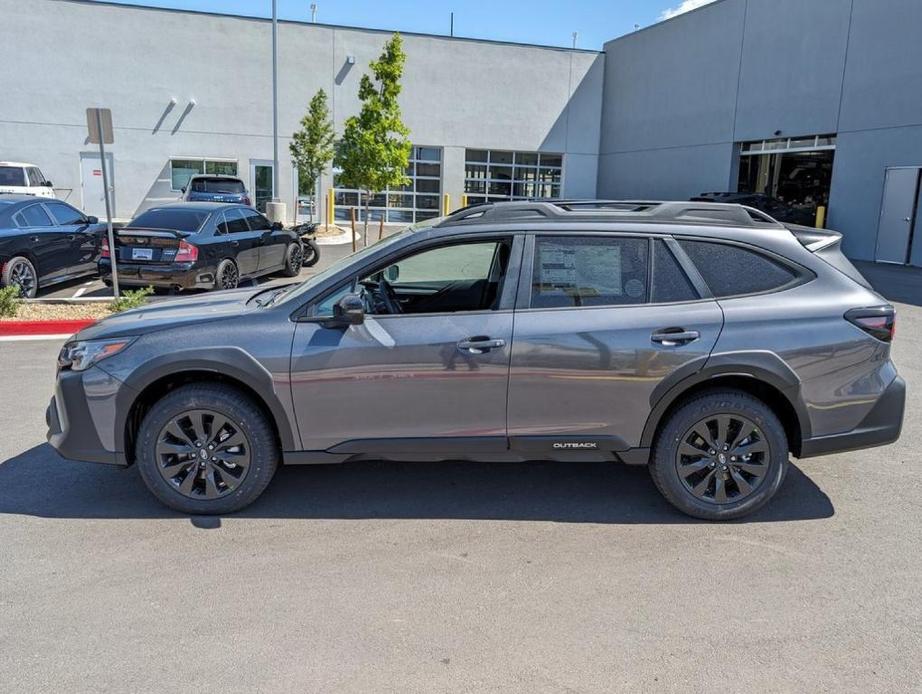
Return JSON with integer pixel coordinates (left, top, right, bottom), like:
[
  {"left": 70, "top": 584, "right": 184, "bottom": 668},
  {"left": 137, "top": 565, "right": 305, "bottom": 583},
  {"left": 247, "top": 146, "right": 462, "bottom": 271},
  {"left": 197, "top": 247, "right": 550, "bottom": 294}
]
[
  {"left": 530, "top": 236, "right": 648, "bottom": 308},
  {"left": 652, "top": 240, "right": 698, "bottom": 303},
  {"left": 678, "top": 239, "right": 800, "bottom": 297},
  {"left": 219, "top": 208, "right": 250, "bottom": 234},
  {"left": 15, "top": 204, "right": 53, "bottom": 227}
]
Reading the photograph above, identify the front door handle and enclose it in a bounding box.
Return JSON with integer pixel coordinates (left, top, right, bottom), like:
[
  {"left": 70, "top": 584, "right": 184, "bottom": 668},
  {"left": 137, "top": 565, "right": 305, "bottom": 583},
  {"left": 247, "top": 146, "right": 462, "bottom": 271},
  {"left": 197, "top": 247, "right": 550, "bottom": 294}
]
[
  {"left": 457, "top": 336, "right": 506, "bottom": 354},
  {"left": 651, "top": 329, "right": 700, "bottom": 346}
]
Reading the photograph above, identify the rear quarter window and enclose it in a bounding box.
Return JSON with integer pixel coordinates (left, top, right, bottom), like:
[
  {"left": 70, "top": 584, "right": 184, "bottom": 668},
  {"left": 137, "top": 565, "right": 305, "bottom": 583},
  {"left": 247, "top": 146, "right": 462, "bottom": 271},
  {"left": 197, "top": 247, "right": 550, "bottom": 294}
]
[{"left": 678, "top": 239, "right": 801, "bottom": 297}]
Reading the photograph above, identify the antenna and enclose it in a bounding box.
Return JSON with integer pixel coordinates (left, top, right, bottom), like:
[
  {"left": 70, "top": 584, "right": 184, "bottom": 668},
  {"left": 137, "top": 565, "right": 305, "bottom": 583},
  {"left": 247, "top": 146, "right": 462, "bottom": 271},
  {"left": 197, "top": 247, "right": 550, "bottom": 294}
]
[
  {"left": 450, "top": 11, "right": 454, "bottom": 37},
  {"left": 310, "top": 3, "right": 317, "bottom": 22}
]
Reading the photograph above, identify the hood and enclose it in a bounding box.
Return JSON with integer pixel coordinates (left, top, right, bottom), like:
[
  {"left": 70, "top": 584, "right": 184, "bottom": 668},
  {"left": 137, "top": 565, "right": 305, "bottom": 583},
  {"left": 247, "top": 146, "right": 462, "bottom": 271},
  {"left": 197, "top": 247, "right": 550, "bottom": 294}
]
[{"left": 75, "top": 287, "right": 261, "bottom": 340}]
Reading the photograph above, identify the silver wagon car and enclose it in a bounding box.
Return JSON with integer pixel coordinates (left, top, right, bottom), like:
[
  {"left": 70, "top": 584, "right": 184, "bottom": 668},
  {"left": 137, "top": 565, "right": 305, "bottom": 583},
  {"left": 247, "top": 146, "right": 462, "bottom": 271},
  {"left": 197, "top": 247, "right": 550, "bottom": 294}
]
[{"left": 47, "top": 201, "right": 905, "bottom": 519}]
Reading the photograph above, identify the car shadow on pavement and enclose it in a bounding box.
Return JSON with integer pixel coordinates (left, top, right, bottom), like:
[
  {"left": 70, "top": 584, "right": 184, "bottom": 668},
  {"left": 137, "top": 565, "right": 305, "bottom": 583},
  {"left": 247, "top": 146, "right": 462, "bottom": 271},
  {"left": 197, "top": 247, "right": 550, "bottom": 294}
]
[{"left": 0, "top": 444, "right": 834, "bottom": 524}]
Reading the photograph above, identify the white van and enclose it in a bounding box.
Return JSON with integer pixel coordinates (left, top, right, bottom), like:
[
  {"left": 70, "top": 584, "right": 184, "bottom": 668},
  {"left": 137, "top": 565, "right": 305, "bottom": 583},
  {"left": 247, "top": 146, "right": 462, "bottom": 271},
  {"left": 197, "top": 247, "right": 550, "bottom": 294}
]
[{"left": 0, "top": 162, "right": 55, "bottom": 198}]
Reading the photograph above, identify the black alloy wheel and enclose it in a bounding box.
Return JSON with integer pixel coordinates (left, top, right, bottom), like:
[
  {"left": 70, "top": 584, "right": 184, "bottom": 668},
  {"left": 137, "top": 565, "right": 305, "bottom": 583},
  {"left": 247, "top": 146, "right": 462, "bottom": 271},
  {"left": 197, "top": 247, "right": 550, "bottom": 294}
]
[
  {"left": 155, "top": 409, "right": 252, "bottom": 500},
  {"left": 218, "top": 260, "right": 239, "bottom": 290},
  {"left": 675, "top": 413, "right": 770, "bottom": 504},
  {"left": 5, "top": 258, "right": 37, "bottom": 298}
]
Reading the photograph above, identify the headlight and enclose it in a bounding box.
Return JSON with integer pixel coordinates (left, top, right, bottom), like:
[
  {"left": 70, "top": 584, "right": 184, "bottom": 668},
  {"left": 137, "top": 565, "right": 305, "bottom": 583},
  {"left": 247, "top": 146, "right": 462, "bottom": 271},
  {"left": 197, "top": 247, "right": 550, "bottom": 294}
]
[{"left": 58, "top": 338, "right": 135, "bottom": 372}]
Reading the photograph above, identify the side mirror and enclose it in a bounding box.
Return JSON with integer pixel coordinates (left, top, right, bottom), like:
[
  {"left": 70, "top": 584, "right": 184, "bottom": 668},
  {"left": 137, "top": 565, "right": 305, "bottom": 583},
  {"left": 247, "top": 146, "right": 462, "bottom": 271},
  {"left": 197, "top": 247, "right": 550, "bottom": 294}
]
[
  {"left": 385, "top": 264, "right": 400, "bottom": 282},
  {"left": 271, "top": 221, "right": 284, "bottom": 231},
  {"left": 44, "top": 180, "right": 53, "bottom": 187},
  {"left": 86, "top": 215, "right": 99, "bottom": 224},
  {"left": 180, "top": 186, "right": 186, "bottom": 194},
  {"left": 329, "top": 293, "right": 364, "bottom": 327}
]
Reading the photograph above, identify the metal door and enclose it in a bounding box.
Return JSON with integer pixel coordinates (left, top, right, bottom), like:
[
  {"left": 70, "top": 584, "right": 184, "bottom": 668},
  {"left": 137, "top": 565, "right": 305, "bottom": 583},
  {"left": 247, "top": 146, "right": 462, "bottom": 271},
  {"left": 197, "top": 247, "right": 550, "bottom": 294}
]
[
  {"left": 875, "top": 167, "right": 920, "bottom": 264},
  {"left": 79, "top": 152, "right": 114, "bottom": 219},
  {"left": 250, "top": 160, "right": 274, "bottom": 213}
]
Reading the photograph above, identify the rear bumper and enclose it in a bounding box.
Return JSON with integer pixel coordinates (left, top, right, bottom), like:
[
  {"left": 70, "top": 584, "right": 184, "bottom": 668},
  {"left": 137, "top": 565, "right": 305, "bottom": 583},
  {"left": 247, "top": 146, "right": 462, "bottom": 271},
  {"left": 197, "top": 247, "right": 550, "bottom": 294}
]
[
  {"left": 98, "top": 259, "right": 214, "bottom": 290},
  {"left": 800, "top": 375, "right": 906, "bottom": 458}
]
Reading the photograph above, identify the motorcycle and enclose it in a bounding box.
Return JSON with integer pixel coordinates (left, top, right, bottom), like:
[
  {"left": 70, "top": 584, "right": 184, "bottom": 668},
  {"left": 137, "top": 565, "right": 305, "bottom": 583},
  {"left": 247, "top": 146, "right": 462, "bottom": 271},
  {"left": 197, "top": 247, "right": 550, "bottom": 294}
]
[{"left": 291, "top": 221, "right": 321, "bottom": 267}]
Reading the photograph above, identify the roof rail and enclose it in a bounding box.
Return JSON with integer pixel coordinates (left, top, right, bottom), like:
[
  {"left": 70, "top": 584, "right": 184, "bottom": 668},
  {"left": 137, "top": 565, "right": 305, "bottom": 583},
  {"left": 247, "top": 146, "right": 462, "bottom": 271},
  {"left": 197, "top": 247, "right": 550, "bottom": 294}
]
[{"left": 442, "top": 199, "right": 783, "bottom": 228}]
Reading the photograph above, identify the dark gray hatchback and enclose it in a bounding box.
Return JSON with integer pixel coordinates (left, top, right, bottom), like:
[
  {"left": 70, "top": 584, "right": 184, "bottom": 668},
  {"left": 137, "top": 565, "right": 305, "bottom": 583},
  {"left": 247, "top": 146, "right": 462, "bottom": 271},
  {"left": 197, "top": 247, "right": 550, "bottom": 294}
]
[{"left": 47, "top": 201, "right": 905, "bottom": 519}]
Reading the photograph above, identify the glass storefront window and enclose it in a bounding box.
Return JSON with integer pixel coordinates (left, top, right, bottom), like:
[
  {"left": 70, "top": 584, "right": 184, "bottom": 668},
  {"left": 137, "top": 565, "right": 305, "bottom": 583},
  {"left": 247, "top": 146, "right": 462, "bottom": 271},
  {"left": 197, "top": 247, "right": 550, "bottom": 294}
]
[
  {"left": 464, "top": 149, "right": 564, "bottom": 202},
  {"left": 333, "top": 145, "right": 442, "bottom": 223},
  {"left": 170, "top": 158, "right": 238, "bottom": 191}
]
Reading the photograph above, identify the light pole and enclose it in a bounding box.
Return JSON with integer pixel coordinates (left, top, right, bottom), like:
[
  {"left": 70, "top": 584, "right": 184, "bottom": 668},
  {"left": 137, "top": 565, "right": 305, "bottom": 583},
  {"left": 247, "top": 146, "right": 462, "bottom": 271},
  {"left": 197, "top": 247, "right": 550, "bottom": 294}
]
[{"left": 271, "top": 0, "right": 280, "bottom": 205}]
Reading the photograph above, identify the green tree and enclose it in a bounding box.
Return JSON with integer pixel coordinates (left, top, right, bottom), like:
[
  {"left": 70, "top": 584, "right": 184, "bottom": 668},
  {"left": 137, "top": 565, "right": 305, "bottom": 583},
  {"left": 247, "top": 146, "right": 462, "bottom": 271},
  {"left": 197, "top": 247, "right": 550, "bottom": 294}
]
[
  {"left": 335, "top": 33, "right": 412, "bottom": 243},
  {"left": 289, "top": 89, "right": 335, "bottom": 221}
]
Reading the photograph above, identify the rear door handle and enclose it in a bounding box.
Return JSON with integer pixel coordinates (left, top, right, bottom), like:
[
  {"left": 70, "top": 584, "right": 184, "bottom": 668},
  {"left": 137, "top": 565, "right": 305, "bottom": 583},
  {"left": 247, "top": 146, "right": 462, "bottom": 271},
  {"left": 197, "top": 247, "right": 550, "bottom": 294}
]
[
  {"left": 651, "top": 329, "right": 700, "bottom": 346},
  {"left": 457, "top": 336, "right": 506, "bottom": 354}
]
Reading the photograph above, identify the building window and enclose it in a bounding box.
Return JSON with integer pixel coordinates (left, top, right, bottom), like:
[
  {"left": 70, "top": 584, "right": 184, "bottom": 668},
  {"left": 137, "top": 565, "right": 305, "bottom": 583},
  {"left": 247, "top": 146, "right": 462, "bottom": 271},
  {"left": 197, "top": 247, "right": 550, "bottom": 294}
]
[
  {"left": 334, "top": 146, "right": 442, "bottom": 223},
  {"left": 170, "top": 158, "right": 238, "bottom": 191},
  {"left": 464, "top": 150, "right": 563, "bottom": 204},
  {"left": 737, "top": 135, "right": 835, "bottom": 222}
]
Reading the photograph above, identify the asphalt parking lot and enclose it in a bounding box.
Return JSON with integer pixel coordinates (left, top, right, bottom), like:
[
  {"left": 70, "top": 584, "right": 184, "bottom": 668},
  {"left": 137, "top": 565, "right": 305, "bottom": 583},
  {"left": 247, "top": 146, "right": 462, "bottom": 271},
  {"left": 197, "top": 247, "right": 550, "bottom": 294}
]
[{"left": 1, "top": 273, "right": 920, "bottom": 692}]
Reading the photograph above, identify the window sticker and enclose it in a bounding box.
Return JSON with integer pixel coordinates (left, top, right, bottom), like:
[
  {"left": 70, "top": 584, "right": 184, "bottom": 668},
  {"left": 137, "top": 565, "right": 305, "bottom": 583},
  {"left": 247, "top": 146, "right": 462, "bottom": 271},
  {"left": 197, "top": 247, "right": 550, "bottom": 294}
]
[{"left": 537, "top": 242, "right": 622, "bottom": 298}]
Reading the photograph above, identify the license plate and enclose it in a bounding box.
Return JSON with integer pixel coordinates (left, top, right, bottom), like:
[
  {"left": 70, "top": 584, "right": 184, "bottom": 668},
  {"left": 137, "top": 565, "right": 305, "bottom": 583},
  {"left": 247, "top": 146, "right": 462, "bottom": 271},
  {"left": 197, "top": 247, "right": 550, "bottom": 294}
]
[{"left": 132, "top": 248, "right": 154, "bottom": 261}]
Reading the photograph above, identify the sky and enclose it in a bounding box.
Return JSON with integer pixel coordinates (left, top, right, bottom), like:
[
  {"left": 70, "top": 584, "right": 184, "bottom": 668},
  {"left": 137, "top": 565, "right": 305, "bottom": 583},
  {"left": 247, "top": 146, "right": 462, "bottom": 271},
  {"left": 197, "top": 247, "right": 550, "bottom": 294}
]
[{"left": 84, "top": 0, "right": 718, "bottom": 50}]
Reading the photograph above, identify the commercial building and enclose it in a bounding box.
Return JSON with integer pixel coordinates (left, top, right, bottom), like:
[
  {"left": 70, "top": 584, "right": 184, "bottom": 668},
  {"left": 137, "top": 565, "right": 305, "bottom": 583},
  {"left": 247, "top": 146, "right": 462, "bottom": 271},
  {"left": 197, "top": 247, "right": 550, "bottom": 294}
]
[{"left": 3, "top": 0, "right": 921, "bottom": 265}]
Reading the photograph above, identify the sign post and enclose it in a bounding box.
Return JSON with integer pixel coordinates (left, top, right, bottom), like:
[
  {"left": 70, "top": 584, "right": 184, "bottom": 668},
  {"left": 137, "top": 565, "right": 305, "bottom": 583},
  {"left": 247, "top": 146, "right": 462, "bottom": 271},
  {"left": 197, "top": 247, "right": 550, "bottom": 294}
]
[{"left": 86, "top": 107, "right": 119, "bottom": 296}]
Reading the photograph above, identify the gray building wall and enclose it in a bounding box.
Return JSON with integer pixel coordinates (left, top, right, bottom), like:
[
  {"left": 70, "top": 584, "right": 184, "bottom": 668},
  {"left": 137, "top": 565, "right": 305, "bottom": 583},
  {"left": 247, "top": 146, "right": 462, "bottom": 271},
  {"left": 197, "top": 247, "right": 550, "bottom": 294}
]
[
  {"left": 0, "top": 0, "right": 602, "bottom": 221},
  {"left": 597, "top": 0, "right": 922, "bottom": 262}
]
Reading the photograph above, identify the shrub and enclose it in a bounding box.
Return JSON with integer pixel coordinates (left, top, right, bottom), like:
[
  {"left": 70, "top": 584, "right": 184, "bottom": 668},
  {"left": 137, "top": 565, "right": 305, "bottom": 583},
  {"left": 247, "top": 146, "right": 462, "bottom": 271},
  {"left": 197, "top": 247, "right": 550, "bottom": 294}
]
[
  {"left": 108, "top": 286, "right": 154, "bottom": 313},
  {"left": 0, "top": 284, "right": 22, "bottom": 318}
]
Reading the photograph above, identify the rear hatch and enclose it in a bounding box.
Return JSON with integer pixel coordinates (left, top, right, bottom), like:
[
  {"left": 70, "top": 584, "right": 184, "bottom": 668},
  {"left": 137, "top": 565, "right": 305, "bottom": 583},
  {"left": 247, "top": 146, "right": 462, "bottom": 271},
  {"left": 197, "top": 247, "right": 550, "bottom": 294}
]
[
  {"left": 784, "top": 223, "right": 873, "bottom": 289},
  {"left": 187, "top": 178, "right": 246, "bottom": 203},
  {"left": 115, "top": 228, "right": 187, "bottom": 263}
]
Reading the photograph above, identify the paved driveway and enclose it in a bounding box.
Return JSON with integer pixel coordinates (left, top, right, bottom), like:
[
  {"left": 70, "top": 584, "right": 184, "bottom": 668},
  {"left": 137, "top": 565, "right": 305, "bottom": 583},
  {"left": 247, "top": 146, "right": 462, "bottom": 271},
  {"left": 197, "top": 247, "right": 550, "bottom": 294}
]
[{"left": 0, "top": 286, "right": 919, "bottom": 692}]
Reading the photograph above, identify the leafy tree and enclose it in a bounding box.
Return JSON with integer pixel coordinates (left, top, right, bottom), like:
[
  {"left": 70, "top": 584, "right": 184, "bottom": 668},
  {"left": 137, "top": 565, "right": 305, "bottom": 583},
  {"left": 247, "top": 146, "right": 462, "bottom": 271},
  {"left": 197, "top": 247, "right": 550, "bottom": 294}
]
[
  {"left": 336, "top": 33, "right": 412, "bottom": 243},
  {"left": 289, "top": 89, "right": 335, "bottom": 220}
]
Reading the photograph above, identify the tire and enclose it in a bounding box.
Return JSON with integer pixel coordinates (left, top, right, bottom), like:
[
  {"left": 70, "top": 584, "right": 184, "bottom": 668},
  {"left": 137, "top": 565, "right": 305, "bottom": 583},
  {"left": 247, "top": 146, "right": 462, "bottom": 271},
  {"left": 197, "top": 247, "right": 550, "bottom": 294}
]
[
  {"left": 135, "top": 383, "right": 279, "bottom": 514},
  {"left": 281, "top": 242, "right": 303, "bottom": 277},
  {"left": 215, "top": 259, "right": 239, "bottom": 291},
  {"left": 2, "top": 256, "right": 38, "bottom": 298},
  {"left": 301, "top": 239, "right": 320, "bottom": 267},
  {"left": 649, "top": 389, "right": 788, "bottom": 520}
]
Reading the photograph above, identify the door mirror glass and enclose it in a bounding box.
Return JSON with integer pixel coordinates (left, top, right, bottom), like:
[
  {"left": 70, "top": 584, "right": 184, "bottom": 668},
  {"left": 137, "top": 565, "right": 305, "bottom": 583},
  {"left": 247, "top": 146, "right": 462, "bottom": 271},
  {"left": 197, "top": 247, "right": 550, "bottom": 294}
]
[
  {"left": 329, "top": 293, "right": 365, "bottom": 326},
  {"left": 384, "top": 264, "right": 400, "bottom": 282},
  {"left": 44, "top": 180, "right": 53, "bottom": 187}
]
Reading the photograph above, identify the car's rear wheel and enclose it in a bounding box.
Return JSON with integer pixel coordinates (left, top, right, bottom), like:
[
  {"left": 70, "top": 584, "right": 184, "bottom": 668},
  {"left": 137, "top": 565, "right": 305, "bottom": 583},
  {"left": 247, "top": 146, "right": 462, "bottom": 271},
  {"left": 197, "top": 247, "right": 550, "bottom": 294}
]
[
  {"left": 215, "top": 259, "right": 239, "bottom": 291},
  {"left": 2, "top": 256, "right": 38, "bottom": 298},
  {"left": 135, "top": 383, "right": 279, "bottom": 514},
  {"left": 282, "top": 242, "right": 303, "bottom": 277},
  {"left": 649, "top": 390, "right": 788, "bottom": 520},
  {"left": 302, "top": 239, "right": 320, "bottom": 267}
]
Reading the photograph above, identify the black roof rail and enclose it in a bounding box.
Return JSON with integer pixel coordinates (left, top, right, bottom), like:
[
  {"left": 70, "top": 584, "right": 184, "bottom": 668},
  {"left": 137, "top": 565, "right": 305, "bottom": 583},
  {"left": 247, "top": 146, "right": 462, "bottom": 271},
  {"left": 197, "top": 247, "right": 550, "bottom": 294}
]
[{"left": 441, "top": 199, "right": 783, "bottom": 228}]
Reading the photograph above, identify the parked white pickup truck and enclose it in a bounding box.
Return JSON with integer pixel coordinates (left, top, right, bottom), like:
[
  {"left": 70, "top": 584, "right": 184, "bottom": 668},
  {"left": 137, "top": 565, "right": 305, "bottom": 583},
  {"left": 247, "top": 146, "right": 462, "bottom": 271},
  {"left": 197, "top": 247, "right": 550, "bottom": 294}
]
[{"left": 0, "top": 161, "right": 55, "bottom": 198}]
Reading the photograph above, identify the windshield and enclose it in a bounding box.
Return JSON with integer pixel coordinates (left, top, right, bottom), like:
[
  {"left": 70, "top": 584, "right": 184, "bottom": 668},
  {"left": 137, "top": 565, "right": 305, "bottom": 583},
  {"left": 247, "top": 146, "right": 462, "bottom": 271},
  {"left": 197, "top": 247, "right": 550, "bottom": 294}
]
[
  {"left": 190, "top": 178, "right": 245, "bottom": 194},
  {"left": 275, "top": 219, "right": 440, "bottom": 306},
  {"left": 128, "top": 208, "right": 210, "bottom": 232},
  {"left": 0, "top": 167, "right": 26, "bottom": 187}
]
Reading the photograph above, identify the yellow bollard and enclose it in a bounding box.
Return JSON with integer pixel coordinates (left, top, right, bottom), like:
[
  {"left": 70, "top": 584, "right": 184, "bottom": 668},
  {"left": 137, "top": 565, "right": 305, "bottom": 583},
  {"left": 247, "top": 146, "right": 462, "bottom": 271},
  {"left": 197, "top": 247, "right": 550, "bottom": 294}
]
[
  {"left": 442, "top": 193, "right": 451, "bottom": 216},
  {"left": 815, "top": 205, "right": 826, "bottom": 229},
  {"left": 327, "top": 188, "right": 335, "bottom": 228},
  {"left": 461, "top": 194, "right": 469, "bottom": 208}
]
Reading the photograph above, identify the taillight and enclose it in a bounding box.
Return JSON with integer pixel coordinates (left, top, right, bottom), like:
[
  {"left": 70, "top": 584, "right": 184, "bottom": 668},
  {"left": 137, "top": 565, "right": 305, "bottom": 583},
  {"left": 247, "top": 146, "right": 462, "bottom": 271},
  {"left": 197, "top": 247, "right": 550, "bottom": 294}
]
[
  {"left": 845, "top": 306, "right": 895, "bottom": 342},
  {"left": 174, "top": 240, "right": 199, "bottom": 263},
  {"left": 101, "top": 238, "right": 110, "bottom": 258}
]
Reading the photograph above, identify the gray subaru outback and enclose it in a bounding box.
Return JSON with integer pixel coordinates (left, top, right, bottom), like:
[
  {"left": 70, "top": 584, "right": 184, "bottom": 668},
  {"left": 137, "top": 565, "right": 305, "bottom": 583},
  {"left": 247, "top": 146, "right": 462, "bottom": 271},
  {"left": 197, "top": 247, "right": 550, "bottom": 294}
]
[{"left": 47, "top": 201, "right": 905, "bottom": 520}]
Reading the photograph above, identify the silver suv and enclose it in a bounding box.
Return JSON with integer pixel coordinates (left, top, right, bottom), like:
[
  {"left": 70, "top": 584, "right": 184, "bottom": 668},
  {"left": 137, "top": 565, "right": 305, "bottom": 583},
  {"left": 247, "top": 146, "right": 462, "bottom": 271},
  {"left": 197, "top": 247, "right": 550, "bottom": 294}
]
[{"left": 47, "top": 201, "right": 905, "bottom": 519}]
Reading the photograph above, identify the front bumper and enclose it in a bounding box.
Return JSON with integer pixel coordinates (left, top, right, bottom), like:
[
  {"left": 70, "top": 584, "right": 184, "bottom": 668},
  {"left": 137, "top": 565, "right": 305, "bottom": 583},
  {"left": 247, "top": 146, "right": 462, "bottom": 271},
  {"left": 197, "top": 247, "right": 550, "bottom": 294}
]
[
  {"left": 98, "top": 259, "right": 214, "bottom": 290},
  {"left": 800, "top": 375, "right": 906, "bottom": 458},
  {"left": 47, "top": 366, "right": 129, "bottom": 466}
]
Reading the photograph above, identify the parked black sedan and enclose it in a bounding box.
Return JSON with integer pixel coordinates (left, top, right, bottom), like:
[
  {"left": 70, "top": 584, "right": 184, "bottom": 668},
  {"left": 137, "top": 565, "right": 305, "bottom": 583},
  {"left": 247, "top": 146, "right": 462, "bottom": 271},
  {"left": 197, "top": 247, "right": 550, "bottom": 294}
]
[
  {"left": 0, "top": 194, "right": 105, "bottom": 298},
  {"left": 98, "top": 202, "right": 303, "bottom": 292}
]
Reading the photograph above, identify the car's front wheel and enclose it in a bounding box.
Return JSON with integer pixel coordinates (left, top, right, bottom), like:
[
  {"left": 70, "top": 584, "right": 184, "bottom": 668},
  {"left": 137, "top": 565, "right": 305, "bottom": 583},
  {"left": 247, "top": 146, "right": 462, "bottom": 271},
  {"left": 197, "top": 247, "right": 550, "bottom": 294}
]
[
  {"left": 302, "top": 239, "right": 320, "bottom": 267},
  {"left": 135, "top": 383, "right": 279, "bottom": 514},
  {"left": 282, "top": 242, "right": 303, "bottom": 277},
  {"left": 649, "top": 390, "right": 788, "bottom": 520}
]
